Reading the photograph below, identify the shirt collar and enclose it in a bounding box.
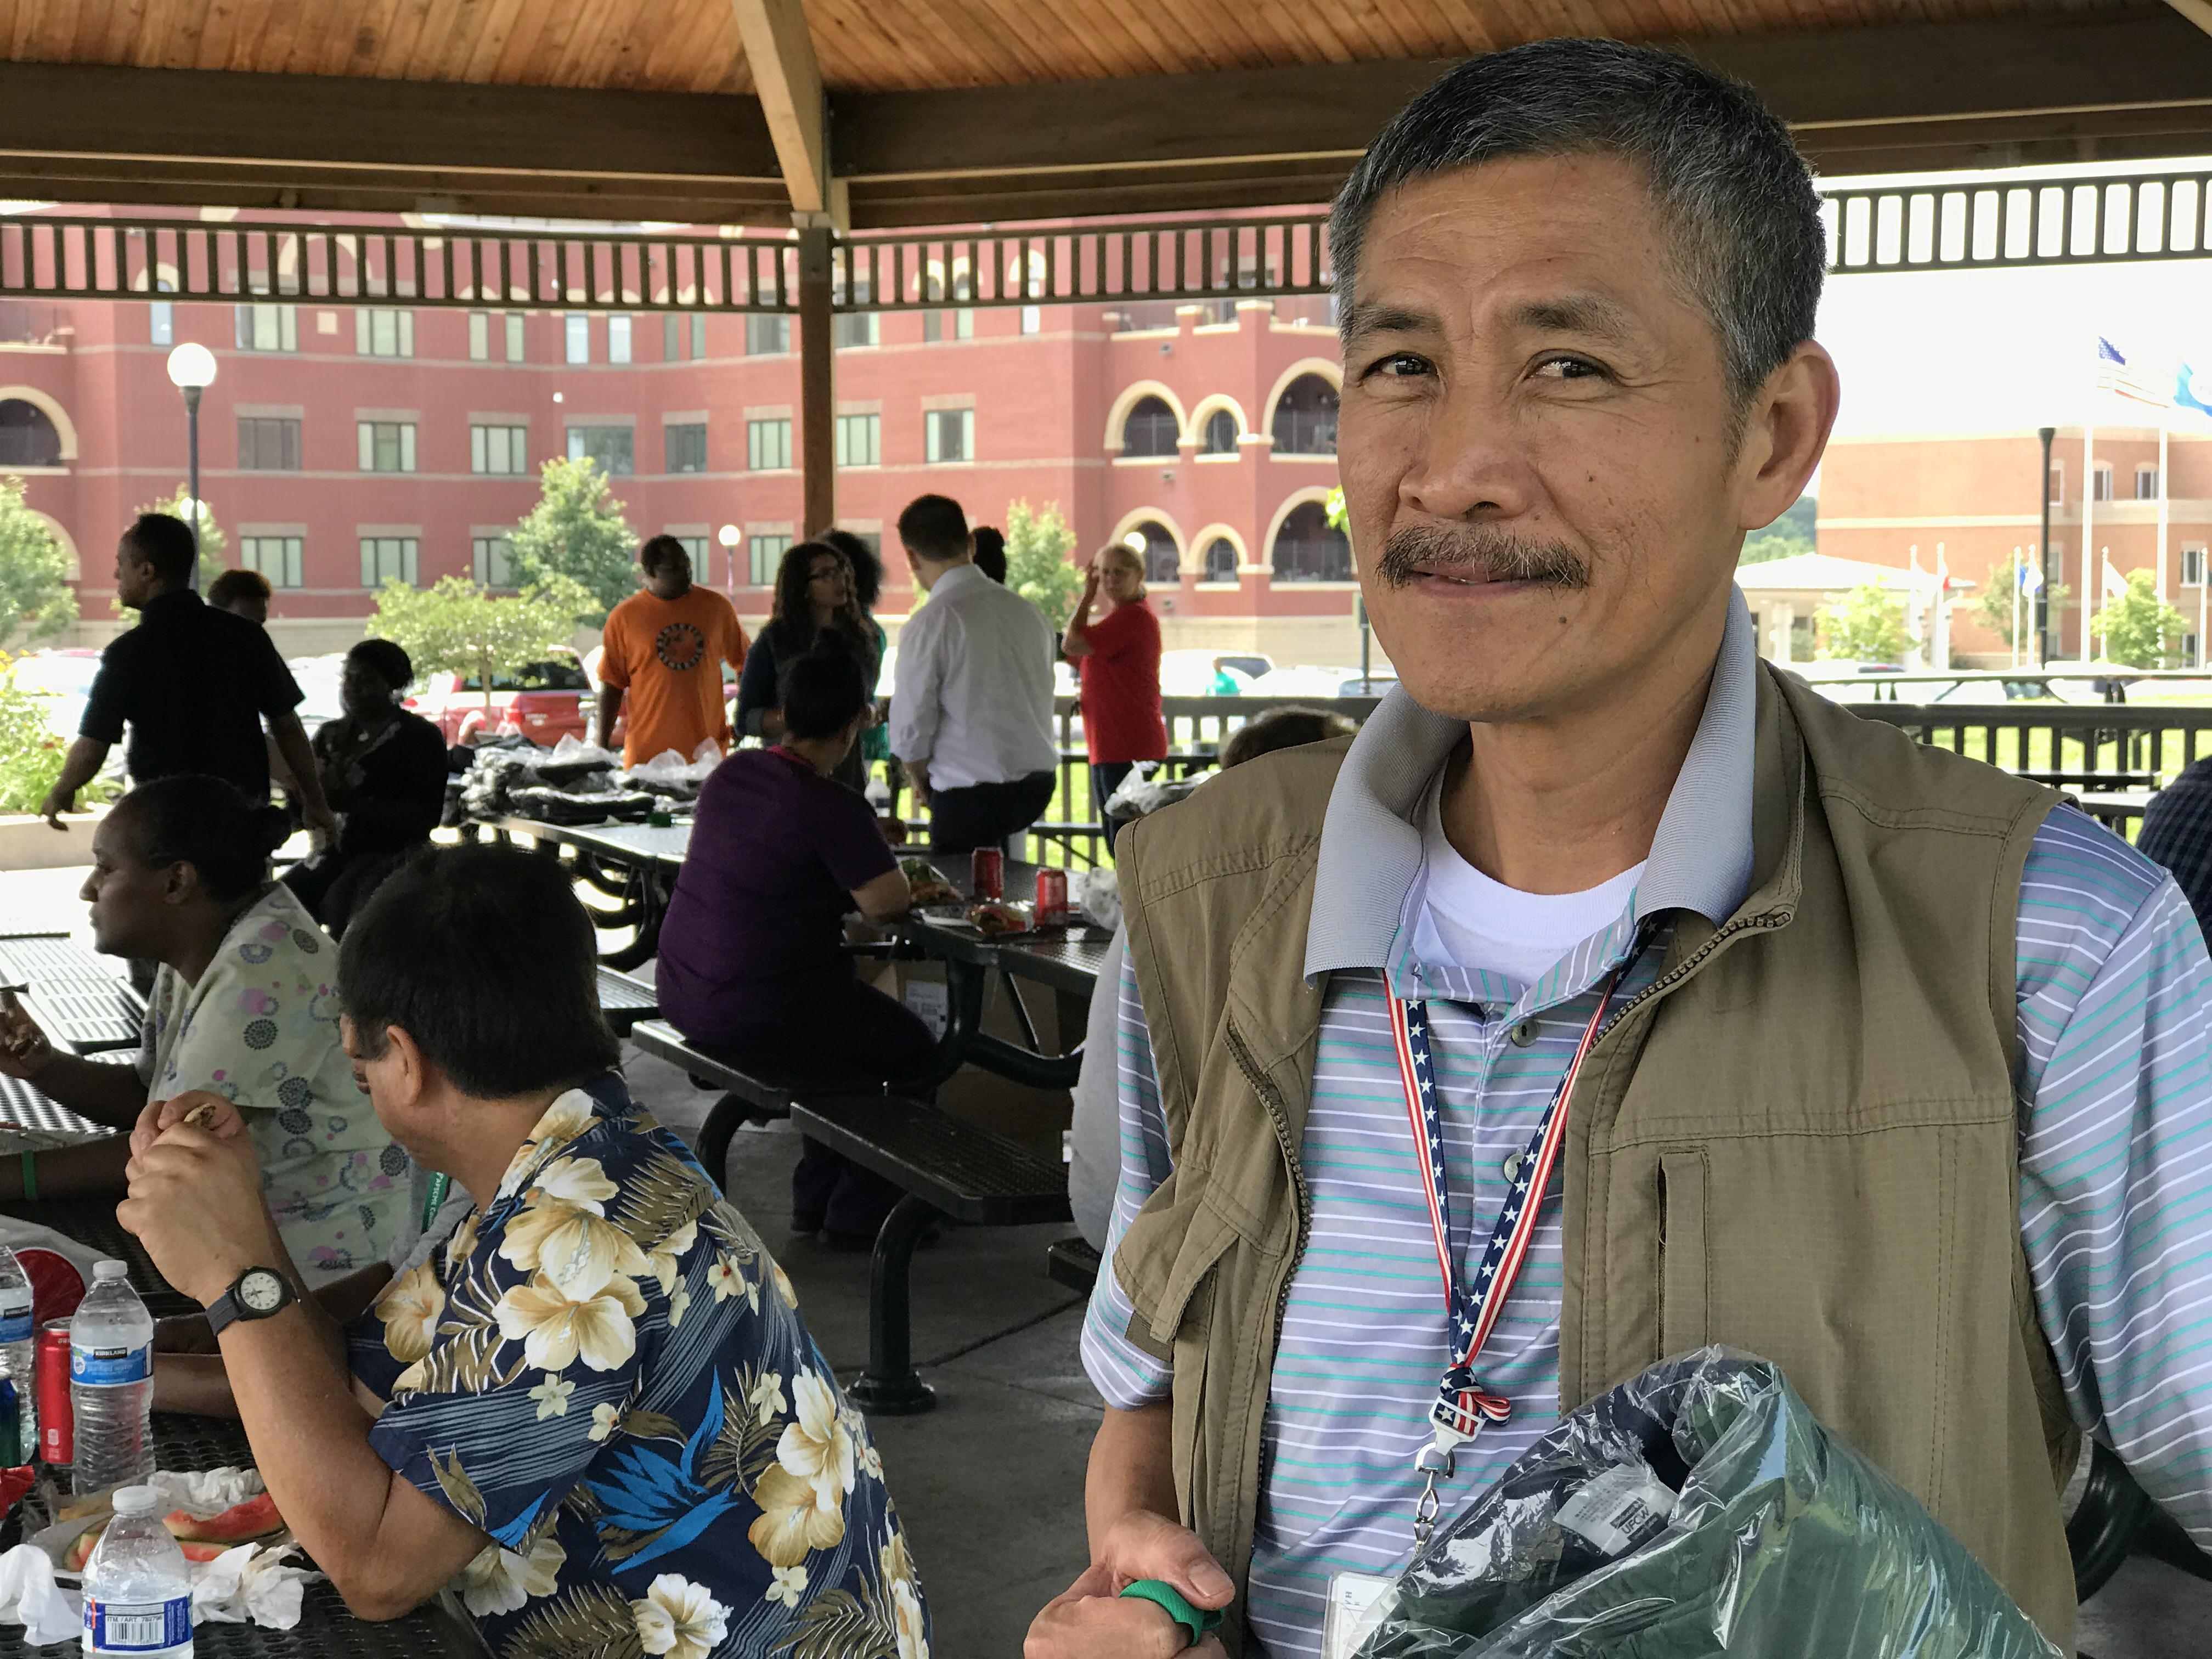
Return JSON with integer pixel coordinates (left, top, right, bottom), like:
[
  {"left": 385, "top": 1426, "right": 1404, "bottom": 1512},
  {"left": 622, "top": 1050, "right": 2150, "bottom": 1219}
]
[
  {"left": 1304, "top": 589, "right": 1758, "bottom": 979},
  {"left": 139, "top": 587, "right": 202, "bottom": 623},
  {"left": 929, "top": 562, "right": 985, "bottom": 599}
]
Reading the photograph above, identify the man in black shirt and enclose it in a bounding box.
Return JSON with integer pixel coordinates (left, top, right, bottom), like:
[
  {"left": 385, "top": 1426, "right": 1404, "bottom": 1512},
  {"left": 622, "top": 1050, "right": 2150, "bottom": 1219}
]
[{"left": 39, "top": 514, "right": 337, "bottom": 837}]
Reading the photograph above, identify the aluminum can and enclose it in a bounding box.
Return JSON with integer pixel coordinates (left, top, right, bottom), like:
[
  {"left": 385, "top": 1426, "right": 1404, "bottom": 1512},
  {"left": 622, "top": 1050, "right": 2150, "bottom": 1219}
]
[
  {"left": 1035, "top": 867, "right": 1069, "bottom": 924},
  {"left": 34, "top": 1317, "right": 71, "bottom": 1466},
  {"left": 970, "top": 847, "right": 1005, "bottom": 901}
]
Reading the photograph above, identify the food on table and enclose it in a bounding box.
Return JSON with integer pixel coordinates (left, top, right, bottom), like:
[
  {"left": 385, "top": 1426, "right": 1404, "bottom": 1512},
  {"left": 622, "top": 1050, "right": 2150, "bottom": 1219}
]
[
  {"left": 180, "top": 1101, "right": 221, "bottom": 1129},
  {"left": 900, "top": 859, "right": 962, "bottom": 908},
  {"left": 61, "top": 1489, "right": 285, "bottom": 1571},
  {"left": 967, "top": 900, "right": 1031, "bottom": 936}
]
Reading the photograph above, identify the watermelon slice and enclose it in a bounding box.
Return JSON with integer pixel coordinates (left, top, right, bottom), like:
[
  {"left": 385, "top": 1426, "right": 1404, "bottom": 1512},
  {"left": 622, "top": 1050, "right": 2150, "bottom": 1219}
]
[
  {"left": 165, "top": 1490, "right": 281, "bottom": 1544},
  {"left": 61, "top": 1523, "right": 100, "bottom": 1573}
]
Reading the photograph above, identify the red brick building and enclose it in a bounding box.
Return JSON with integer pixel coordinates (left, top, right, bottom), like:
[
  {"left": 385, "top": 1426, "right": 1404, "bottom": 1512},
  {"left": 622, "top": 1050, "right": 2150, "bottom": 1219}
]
[
  {"left": 0, "top": 213, "right": 1359, "bottom": 665},
  {"left": 1818, "top": 425, "right": 2212, "bottom": 664}
]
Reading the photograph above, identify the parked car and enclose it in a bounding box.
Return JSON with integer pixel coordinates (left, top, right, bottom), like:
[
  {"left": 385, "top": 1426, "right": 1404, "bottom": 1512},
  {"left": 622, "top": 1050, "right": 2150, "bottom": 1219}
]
[
  {"left": 1245, "top": 664, "right": 1358, "bottom": 699},
  {"left": 408, "top": 651, "right": 592, "bottom": 744},
  {"left": 1338, "top": 673, "right": 1398, "bottom": 698},
  {"left": 8, "top": 648, "right": 103, "bottom": 741},
  {"left": 286, "top": 653, "right": 349, "bottom": 738}
]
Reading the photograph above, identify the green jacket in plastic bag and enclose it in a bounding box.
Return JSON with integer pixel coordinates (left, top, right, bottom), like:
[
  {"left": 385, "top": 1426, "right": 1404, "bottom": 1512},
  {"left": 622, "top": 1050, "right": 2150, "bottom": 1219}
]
[{"left": 1353, "top": 1346, "right": 2063, "bottom": 1659}]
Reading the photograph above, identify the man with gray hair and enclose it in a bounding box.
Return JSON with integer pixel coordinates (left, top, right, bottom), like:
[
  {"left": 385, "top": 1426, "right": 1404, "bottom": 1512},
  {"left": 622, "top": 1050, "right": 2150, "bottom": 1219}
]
[{"left": 1031, "top": 37, "right": 2212, "bottom": 1659}]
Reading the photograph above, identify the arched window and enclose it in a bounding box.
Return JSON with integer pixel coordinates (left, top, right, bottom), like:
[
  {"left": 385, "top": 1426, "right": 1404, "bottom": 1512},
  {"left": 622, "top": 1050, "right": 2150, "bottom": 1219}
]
[
  {"left": 0, "top": 399, "right": 62, "bottom": 467},
  {"left": 1271, "top": 375, "right": 1339, "bottom": 455},
  {"left": 1202, "top": 409, "right": 1239, "bottom": 455},
  {"left": 1271, "top": 500, "right": 1352, "bottom": 583},
  {"left": 1204, "top": 538, "right": 1239, "bottom": 583},
  {"left": 1127, "top": 520, "right": 1180, "bottom": 584},
  {"left": 1121, "top": 397, "right": 1180, "bottom": 458}
]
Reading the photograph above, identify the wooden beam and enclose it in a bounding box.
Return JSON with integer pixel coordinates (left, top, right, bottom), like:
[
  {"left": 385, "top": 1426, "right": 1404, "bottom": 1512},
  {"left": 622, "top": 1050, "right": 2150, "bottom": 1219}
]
[
  {"left": 2163, "top": 0, "right": 2212, "bottom": 38},
  {"left": 0, "top": 60, "right": 787, "bottom": 222},
  {"left": 729, "top": 0, "right": 838, "bottom": 223},
  {"left": 796, "top": 226, "right": 836, "bottom": 537}
]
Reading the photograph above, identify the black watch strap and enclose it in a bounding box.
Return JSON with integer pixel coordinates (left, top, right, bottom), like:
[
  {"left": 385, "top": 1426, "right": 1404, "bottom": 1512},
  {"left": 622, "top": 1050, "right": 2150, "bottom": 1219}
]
[{"left": 206, "top": 1268, "right": 296, "bottom": 1337}]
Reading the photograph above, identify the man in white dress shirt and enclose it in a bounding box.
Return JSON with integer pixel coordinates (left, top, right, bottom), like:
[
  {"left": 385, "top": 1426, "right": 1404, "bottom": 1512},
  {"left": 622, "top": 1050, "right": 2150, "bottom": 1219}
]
[{"left": 890, "top": 493, "right": 1060, "bottom": 854}]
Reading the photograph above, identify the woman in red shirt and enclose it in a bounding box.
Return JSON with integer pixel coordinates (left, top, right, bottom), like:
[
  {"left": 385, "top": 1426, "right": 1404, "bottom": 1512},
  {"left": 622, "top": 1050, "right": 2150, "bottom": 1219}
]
[{"left": 1062, "top": 541, "right": 1168, "bottom": 853}]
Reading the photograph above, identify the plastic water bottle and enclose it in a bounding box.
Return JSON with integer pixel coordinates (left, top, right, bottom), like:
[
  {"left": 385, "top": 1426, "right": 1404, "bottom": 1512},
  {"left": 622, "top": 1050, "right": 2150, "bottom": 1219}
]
[
  {"left": 0, "top": 1244, "right": 34, "bottom": 1462},
  {"left": 81, "top": 1484, "right": 194, "bottom": 1657},
  {"left": 70, "top": 1262, "right": 154, "bottom": 1494}
]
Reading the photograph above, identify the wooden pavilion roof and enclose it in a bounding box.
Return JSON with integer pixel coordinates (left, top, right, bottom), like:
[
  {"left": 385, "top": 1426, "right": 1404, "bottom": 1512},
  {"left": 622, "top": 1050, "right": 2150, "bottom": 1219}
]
[{"left": 0, "top": 0, "right": 2208, "bottom": 227}]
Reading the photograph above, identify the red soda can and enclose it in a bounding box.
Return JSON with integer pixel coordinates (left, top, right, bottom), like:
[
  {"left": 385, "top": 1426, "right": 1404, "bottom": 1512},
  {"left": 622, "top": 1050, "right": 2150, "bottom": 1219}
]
[
  {"left": 970, "top": 847, "right": 1005, "bottom": 901},
  {"left": 1035, "top": 867, "right": 1069, "bottom": 925},
  {"left": 35, "top": 1318, "right": 71, "bottom": 1466}
]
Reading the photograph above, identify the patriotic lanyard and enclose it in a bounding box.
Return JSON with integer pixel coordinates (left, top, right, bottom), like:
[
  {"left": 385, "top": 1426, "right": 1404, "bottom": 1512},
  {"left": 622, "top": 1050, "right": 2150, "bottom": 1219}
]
[{"left": 1390, "top": 953, "right": 1638, "bottom": 1547}]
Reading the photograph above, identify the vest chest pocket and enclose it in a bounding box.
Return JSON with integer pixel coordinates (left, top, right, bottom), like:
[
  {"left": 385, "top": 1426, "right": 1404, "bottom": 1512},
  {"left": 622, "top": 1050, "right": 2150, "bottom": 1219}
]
[{"left": 1656, "top": 1148, "right": 1711, "bottom": 1358}]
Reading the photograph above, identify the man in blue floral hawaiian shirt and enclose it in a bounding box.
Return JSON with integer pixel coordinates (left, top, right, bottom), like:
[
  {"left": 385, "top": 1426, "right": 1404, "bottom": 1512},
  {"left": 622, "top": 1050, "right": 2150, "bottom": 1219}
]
[{"left": 120, "top": 844, "right": 932, "bottom": 1659}]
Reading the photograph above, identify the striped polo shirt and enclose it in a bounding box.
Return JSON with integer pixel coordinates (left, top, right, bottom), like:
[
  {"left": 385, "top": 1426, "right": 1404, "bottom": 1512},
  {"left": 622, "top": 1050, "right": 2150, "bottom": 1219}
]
[{"left": 1082, "top": 596, "right": 2212, "bottom": 1658}]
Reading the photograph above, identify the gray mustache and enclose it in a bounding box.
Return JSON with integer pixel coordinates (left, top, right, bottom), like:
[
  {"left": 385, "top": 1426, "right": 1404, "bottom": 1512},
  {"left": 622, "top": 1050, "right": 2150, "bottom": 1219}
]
[{"left": 1375, "top": 524, "right": 1589, "bottom": 590}]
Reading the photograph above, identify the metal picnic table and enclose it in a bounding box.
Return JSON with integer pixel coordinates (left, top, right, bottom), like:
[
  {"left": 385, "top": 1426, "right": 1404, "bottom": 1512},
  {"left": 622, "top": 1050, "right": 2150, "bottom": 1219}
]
[
  {"left": 2073, "top": 788, "right": 2159, "bottom": 832},
  {"left": 467, "top": 813, "right": 690, "bottom": 969}
]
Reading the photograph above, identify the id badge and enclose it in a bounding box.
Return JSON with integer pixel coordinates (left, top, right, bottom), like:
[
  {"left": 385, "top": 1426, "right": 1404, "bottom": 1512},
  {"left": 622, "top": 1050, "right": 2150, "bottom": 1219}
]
[{"left": 1322, "top": 1571, "right": 1395, "bottom": 1659}]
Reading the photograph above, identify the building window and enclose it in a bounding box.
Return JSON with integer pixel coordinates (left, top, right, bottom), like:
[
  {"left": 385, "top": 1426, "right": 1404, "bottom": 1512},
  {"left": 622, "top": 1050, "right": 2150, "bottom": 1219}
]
[
  {"left": 834, "top": 285, "right": 878, "bottom": 349},
  {"left": 674, "top": 535, "right": 711, "bottom": 579},
  {"left": 235, "top": 304, "right": 297, "bottom": 352},
  {"left": 665, "top": 314, "right": 708, "bottom": 360},
  {"left": 238, "top": 416, "right": 301, "bottom": 471},
  {"left": 473, "top": 535, "right": 514, "bottom": 589},
  {"left": 2185, "top": 545, "right": 2208, "bottom": 587},
  {"left": 354, "top": 308, "right": 414, "bottom": 358},
  {"left": 505, "top": 313, "right": 526, "bottom": 362},
  {"left": 1128, "top": 521, "right": 1180, "bottom": 584},
  {"left": 922, "top": 308, "right": 974, "bottom": 343},
  {"left": 746, "top": 314, "right": 790, "bottom": 356},
  {"left": 667, "top": 422, "right": 708, "bottom": 473},
  {"left": 748, "top": 418, "right": 793, "bottom": 471},
  {"left": 1204, "top": 537, "right": 1239, "bottom": 582},
  {"left": 748, "top": 533, "right": 792, "bottom": 586},
  {"left": 608, "top": 314, "right": 633, "bottom": 364},
  {"left": 469, "top": 312, "right": 490, "bottom": 360},
  {"left": 2092, "top": 462, "right": 2114, "bottom": 503},
  {"left": 360, "top": 537, "right": 419, "bottom": 587},
  {"left": 2048, "top": 464, "right": 2063, "bottom": 504},
  {"left": 150, "top": 302, "right": 173, "bottom": 346},
  {"left": 1271, "top": 374, "right": 1339, "bottom": 455},
  {"left": 1203, "top": 409, "right": 1239, "bottom": 455},
  {"left": 925, "top": 408, "right": 973, "bottom": 464},
  {"left": 836, "top": 413, "right": 880, "bottom": 469},
  {"left": 0, "top": 400, "right": 61, "bottom": 467},
  {"left": 567, "top": 425, "right": 634, "bottom": 475},
  {"left": 1020, "top": 305, "right": 1042, "bottom": 335},
  {"left": 357, "top": 421, "right": 417, "bottom": 473},
  {"left": 1271, "top": 499, "right": 1353, "bottom": 582},
  {"left": 1121, "top": 397, "right": 1180, "bottom": 457},
  {"left": 471, "top": 424, "right": 528, "bottom": 476},
  {"left": 238, "top": 535, "right": 304, "bottom": 589},
  {"left": 2137, "top": 464, "right": 2160, "bottom": 500},
  {"left": 565, "top": 313, "right": 590, "bottom": 364}
]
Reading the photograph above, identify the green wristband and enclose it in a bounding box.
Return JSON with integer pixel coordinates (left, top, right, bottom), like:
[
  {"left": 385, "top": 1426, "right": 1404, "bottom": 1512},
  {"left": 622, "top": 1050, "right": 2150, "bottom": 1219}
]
[{"left": 1119, "top": 1579, "right": 1223, "bottom": 1648}]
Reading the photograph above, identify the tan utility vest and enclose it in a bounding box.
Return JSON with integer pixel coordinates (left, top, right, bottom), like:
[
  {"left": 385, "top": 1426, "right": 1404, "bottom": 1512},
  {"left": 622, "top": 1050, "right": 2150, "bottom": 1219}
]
[{"left": 1112, "top": 664, "right": 2080, "bottom": 1654}]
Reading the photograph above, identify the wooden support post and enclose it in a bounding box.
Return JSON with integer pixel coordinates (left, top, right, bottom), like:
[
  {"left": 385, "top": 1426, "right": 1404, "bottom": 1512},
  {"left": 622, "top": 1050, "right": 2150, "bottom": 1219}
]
[{"left": 798, "top": 223, "right": 836, "bottom": 539}]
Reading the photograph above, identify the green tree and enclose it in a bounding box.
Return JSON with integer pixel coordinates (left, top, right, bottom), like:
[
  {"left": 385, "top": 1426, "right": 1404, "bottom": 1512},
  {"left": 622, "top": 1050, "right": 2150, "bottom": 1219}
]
[
  {"left": 2091, "top": 568, "right": 2192, "bottom": 668},
  {"left": 1003, "top": 499, "right": 1082, "bottom": 629},
  {"left": 1816, "top": 582, "right": 1908, "bottom": 663},
  {"left": 0, "top": 477, "right": 77, "bottom": 650},
  {"left": 505, "top": 458, "right": 637, "bottom": 622},
  {"left": 132, "top": 483, "right": 228, "bottom": 572},
  {"left": 367, "top": 574, "right": 594, "bottom": 716},
  {"left": 1739, "top": 494, "right": 1818, "bottom": 565},
  {"left": 1974, "top": 554, "right": 2072, "bottom": 654}
]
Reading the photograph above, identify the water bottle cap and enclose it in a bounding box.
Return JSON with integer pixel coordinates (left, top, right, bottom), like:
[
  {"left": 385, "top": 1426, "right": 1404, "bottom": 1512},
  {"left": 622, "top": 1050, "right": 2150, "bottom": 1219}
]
[
  {"left": 92, "top": 1260, "right": 128, "bottom": 1281},
  {"left": 111, "top": 1486, "right": 159, "bottom": 1515}
]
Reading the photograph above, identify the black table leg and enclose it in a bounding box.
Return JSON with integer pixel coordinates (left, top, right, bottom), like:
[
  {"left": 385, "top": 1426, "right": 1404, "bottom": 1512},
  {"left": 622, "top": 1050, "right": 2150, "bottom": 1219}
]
[{"left": 847, "top": 1194, "right": 940, "bottom": 1416}]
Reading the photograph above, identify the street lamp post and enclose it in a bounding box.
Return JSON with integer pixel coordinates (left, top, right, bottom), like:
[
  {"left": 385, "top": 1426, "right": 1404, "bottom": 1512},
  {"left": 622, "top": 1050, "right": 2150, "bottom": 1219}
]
[
  {"left": 2036, "top": 425, "right": 2055, "bottom": 665},
  {"left": 165, "top": 343, "right": 218, "bottom": 590},
  {"left": 716, "top": 523, "right": 741, "bottom": 595}
]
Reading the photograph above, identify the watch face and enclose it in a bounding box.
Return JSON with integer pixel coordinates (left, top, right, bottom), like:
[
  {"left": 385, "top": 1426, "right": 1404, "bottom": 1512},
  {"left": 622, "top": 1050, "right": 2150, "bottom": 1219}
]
[{"left": 239, "top": 1270, "right": 286, "bottom": 1313}]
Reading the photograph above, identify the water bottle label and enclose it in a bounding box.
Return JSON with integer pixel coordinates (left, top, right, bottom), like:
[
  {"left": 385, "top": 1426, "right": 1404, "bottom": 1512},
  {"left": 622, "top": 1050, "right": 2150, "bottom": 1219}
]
[
  {"left": 0, "top": 1301, "right": 29, "bottom": 1344},
  {"left": 84, "top": 1593, "right": 192, "bottom": 1651},
  {"left": 71, "top": 1342, "right": 151, "bottom": 1385}
]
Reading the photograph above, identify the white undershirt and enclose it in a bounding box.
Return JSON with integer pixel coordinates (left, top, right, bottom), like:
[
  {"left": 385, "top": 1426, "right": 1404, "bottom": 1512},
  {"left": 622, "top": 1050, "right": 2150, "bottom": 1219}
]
[{"left": 1413, "top": 772, "right": 1646, "bottom": 990}]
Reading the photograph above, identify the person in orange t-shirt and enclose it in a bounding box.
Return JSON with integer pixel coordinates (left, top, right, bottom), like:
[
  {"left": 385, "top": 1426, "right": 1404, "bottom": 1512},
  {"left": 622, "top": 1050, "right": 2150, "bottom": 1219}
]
[{"left": 594, "top": 535, "right": 751, "bottom": 765}]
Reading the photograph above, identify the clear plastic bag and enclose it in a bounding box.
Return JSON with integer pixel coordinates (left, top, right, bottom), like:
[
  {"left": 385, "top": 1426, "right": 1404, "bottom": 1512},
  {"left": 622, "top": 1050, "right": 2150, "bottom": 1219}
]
[{"left": 1355, "top": 1347, "right": 2063, "bottom": 1659}]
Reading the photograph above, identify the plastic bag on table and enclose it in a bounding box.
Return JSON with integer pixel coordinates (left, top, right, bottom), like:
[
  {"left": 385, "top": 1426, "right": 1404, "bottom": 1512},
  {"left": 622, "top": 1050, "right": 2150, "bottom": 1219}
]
[
  {"left": 1070, "top": 870, "right": 1121, "bottom": 932},
  {"left": 534, "top": 732, "right": 618, "bottom": 787},
  {"left": 1353, "top": 1346, "right": 2062, "bottom": 1659}
]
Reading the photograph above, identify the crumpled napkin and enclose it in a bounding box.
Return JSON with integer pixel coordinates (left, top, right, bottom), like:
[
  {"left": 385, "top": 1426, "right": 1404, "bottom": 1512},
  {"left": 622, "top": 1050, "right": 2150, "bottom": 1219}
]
[
  {"left": 149, "top": 1465, "right": 264, "bottom": 1517},
  {"left": 191, "top": 1541, "right": 317, "bottom": 1629},
  {"left": 0, "top": 1542, "right": 79, "bottom": 1646}
]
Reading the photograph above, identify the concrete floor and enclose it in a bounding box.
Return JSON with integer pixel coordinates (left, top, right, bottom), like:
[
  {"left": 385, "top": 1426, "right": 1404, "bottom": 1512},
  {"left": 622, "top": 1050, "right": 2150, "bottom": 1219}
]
[{"left": 5, "top": 859, "right": 2210, "bottom": 1655}]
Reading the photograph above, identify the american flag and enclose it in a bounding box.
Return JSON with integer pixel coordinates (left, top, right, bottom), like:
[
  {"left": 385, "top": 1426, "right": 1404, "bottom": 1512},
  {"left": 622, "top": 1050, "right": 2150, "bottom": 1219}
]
[{"left": 2097, "top": 337, "right": 2171, "bottom": 411}]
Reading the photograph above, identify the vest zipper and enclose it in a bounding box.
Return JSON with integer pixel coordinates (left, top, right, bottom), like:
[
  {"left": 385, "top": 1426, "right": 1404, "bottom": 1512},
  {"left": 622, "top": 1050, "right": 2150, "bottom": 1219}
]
[
  {"left": 1223, "top": 1022, "right": 1311, "bottom": 1410},
  {"left": 1597, "top": 909, "right": 1792, "bottom": 1047}
]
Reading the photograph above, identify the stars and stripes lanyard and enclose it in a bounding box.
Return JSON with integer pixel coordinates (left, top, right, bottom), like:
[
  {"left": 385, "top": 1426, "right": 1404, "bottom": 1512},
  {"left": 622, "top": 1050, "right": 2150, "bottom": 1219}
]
[{"left": 1389, "top": 964, "right": 1631, "bottom": 1546}]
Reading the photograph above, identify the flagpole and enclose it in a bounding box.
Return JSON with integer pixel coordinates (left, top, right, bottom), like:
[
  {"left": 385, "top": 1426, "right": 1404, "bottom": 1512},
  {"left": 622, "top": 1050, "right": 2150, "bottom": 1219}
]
[
  {"left": 2013, "top": 546, "right": 2023, "bottom": 670},
  {"left": 2082, "top": 418, "right": 2096, "bottom": 663},
  {"left": 2158, "top": 418, "right": 2170, "bottom": 603}
]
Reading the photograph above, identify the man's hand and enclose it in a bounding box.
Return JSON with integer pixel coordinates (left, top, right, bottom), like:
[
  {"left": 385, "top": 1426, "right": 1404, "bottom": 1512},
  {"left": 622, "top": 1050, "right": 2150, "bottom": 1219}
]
[
  {"left": 1025, "top": 1512, "right": 1233, "bottom": 1659},
  {"left": 129, "top": 1091, "right": 248, "bottom": 1160},
  {"left": 0, "top": 992, "right": 54, "bottom": 1080},
  {"left": 119, "top": 1109, "right": 277, "bottom": 1308},
  {"left": 37, "top": 786, "right": 72, "bottom": 830}
]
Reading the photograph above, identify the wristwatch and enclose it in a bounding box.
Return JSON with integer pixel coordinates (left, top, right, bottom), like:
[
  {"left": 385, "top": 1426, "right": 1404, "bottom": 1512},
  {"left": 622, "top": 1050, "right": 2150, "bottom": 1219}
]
[{"left": 205, "top": 1267, "right": 297, "bottom": 1336}]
